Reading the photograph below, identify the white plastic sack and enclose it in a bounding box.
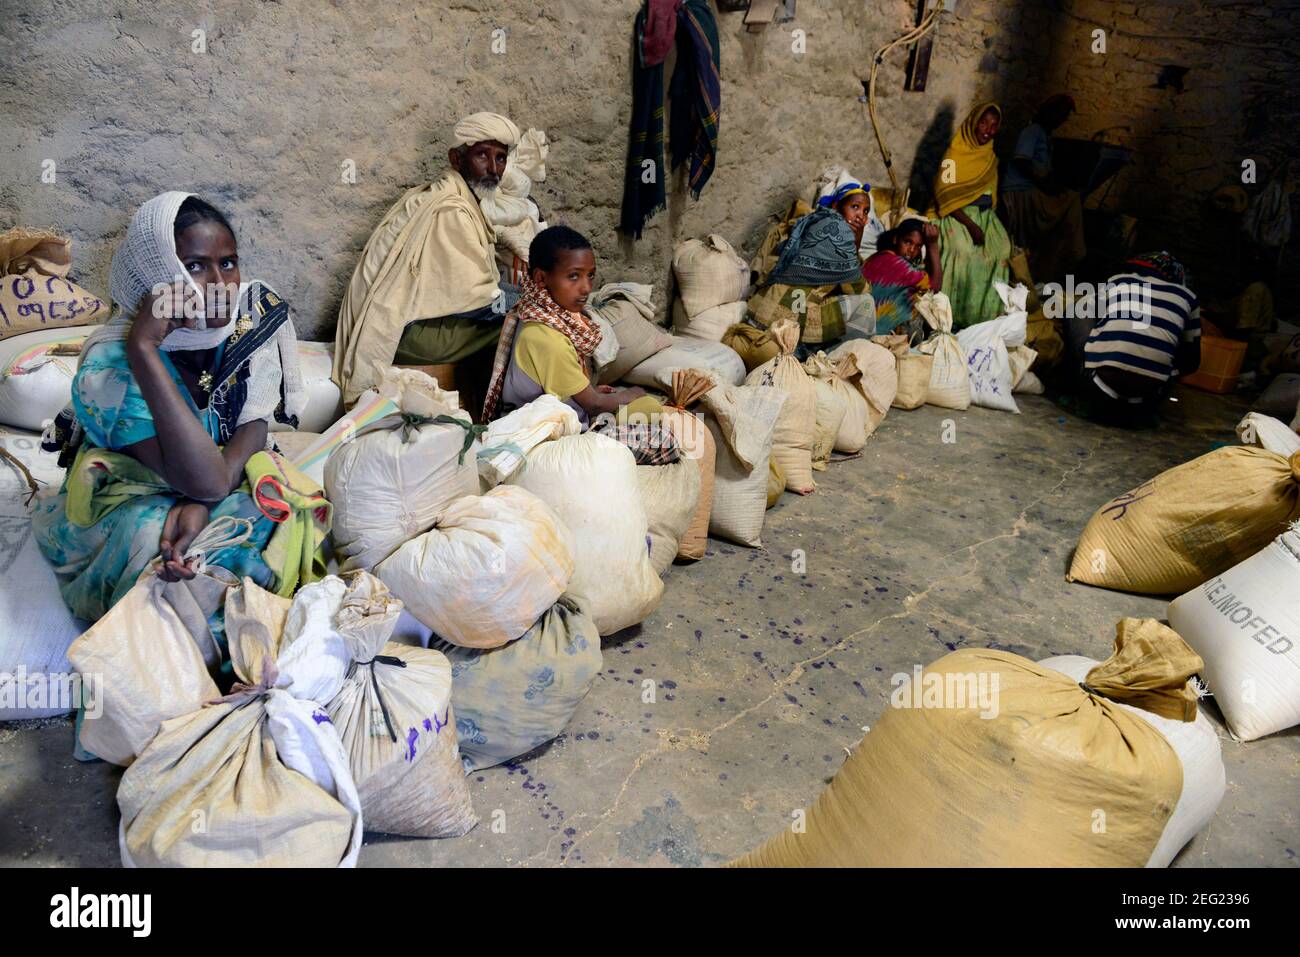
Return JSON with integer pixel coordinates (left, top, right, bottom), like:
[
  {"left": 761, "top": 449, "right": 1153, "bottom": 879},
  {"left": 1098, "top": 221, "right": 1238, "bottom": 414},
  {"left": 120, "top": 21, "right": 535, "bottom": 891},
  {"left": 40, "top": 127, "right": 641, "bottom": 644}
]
[
  {"left": 507, "top": 432, "right": 662, "bottom": 635},
  {"left": 1041, "top": 654, "right": 1225, "bottom": 867},
  {"left": 955, "top": 283, "right": 1028, "bottom": 413},
  {"left": 622, "top": 335, "right": 746, "bottom": 389},
  {"left": 1236, "top": 412, "right": 1300, "bottom": 457},
  {"left": 0, "top": 325, "right": 97, "bottom": 431},
  {"left": 702, "top": 382, "right": 786, "bottom": 547},
  {"left": 915, "top": 292, "right": 971, "bottom": 411},
  {"left": 637, "top": 458, "right": 701, "bottom": 574},
  {"left": 376, "top": 485, "right": 574, "bottom": 649},
  {"left": 672, "top": 298, "right": 748, "bottom": 343},
  {"left": 269, "top": 340, "right": 343, "bottom": 434},
  {"left": 476, "top": 394, "right": 582, "bottom": 488},
  {"left": 1168, "top": 525, "right": 1300, "bottom": 741}
]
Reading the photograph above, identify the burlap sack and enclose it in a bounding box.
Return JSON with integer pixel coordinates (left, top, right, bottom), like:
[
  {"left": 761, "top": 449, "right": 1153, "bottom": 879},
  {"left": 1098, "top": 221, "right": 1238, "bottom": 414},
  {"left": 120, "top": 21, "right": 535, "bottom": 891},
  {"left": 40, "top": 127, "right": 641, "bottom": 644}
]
[
  {"left": 722, "top": 322, "right": 779, "bottom": 372},
  {"left": 828, "top": 339, "right": 898, "bottom": 435},
  {"left": 0, "top": 227, "right": 108, "bottom": 341},
  {"left": 702, "top": 382, "right": 786, "bottom": 546},
  {"left": 745, "top": 318, "right": 816, "bottom": 494},
  {"left": 1068, "top": 448, "right": 1300, "bottom": 595},
  {"left": 673, "top": 234, "right": 750, "bottom": 318},
  {"left": 734, "top": 619, "right": 1198, "bottom": 867},
  {"left": 807, "top": 375, "right": 848, "bottom": 471},
  {"left": 593, "top": 293, "right": 673, "bottom": 385},
  {"left": 673, "top": 297, "right": 747, "bottom": 343},
  {"left": 69, "top": 520, "right": 247, "bottom": 766},
  {"left": 637, "top": 458, "right": 701, "bottom": 575},
  {"left": 118, "top": 577, "right": 364, "bottom": 867},
  {"left": 805, "top": 351, "right": 866, "bottom": 452},
  {"left": 663, "top": 370, "right": 716, "bottom": 561},
  {"left": 874, "top": 332, "right": 931, "bottom": 410},
  {"left": 325, "top": 574, "right": 476, "bottom": 837},
  {"left": 766, "top": 457, "right": 784, "bottom": 508},
  {"left": 915, "top": 291, "right": 971, "bottom": 410}
]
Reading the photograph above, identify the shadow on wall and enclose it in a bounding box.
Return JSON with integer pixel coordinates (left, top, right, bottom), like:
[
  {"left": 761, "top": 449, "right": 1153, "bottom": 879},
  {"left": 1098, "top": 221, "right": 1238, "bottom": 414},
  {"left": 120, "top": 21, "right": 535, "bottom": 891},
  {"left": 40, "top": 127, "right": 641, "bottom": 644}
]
[{"left": 904, "top": 101, "right": 956, "bottom": 215}]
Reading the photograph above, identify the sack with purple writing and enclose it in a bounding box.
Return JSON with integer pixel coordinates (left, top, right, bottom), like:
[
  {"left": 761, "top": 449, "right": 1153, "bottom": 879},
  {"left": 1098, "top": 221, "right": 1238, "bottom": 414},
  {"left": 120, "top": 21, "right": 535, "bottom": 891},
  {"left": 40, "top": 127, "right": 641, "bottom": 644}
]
[{"left": 0, "top": 228, "right": 108, "bottom": 341}]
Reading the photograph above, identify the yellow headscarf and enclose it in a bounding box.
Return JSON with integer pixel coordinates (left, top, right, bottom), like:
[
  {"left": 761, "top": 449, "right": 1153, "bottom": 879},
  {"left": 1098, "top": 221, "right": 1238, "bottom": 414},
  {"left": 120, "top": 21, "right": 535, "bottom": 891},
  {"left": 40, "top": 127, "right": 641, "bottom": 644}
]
[{"left": 930, "top": 102, "right": 1001, "bottom": 218}]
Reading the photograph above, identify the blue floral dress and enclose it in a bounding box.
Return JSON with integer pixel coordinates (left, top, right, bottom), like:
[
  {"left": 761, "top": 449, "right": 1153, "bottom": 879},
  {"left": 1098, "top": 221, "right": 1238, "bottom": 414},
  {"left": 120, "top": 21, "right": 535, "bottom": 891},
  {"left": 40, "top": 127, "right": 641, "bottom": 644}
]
[{"left": 32, "top": 340, "right": 276, "bottom": 625}]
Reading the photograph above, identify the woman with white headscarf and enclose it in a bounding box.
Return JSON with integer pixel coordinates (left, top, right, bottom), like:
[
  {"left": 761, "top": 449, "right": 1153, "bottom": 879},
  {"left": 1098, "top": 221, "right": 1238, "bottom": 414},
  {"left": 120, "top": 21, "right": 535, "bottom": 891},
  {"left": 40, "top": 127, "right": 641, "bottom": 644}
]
[{"left": 34, "top": 191, "right": 307, "bottom": 625}]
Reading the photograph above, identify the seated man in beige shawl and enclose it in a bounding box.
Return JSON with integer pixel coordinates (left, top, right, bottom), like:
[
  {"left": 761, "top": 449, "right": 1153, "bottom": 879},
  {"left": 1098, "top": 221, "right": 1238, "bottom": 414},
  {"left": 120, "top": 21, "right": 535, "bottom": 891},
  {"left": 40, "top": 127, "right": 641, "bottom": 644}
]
[{"left": 333, "top": 112, "right": 529, "bottom": 407}]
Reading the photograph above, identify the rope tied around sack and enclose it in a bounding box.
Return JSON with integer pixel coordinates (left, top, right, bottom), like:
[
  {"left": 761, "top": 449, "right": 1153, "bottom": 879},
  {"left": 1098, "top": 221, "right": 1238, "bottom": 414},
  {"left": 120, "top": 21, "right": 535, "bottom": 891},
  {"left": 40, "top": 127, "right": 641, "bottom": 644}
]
[
  {"left": 208, "top": 656, "right": 280, "bottom": 706},
  {"left": 350, "top": 654, "right": 408, "bottom": 743},
  {"left": 1075, "top": 618, "right": 1205, "bottom": 722},
  {"left": 399, "top": 412, "right": 487, "bottom": 464}
]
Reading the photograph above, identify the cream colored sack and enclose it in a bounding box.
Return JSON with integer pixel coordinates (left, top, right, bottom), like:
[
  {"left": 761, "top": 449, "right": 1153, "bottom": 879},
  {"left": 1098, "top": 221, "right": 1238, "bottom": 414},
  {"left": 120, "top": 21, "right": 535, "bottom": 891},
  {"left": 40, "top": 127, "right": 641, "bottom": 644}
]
[
  {"left": 1068, "top": 448, "right": 1300, "bottom": 594},
  {"left": 807, "top": 375, "right": 848, "bottom": 471},
  {"left": 745, "top": 318, "right": 816, "bottom": 493},
  {"left": 661, "top": 369, "right": 716, "bottom": 561},
  {"left": 673, "top": 297, "right": 747, "bottom": 343},
  {"left": 476, "top": 394, "right": 581, "bottom": 488},
  {"left": 805, "top": 351, "right": 863, "bottom": 453},
  {"left": 69, "top": 520, "right": 247, "bottom": 767},
  {"left": 508, "top": 432, "right": 663, "bottom": 635},
  {"left": 875, "top": 332, "right": 932, "bottom": 410},
  {"left": 734, "top": 620, "right": 1200, "bottom": 867},
  {"left": 828, "top": 338, "right": 897, "bottom": 435},
  {"left": 915, "top": 291, "right": 970, "bottom": 410},
  {"left": 701, "top": 381, "right": 786, "bottom": 546},
  {"left": 325, "top": 574, "right": 477, "bottom": 837},
  {"left": 118, "top": 577, "right": 365, "bottom": 868},
  {"left": 672, "top": 234, "right": 750, "bottom": 317},
  {"left": 637, "top": 458, "right": 701, "bottom": 575},
  {"left": 376, "top": 485, "right": 574, "bottom": 648}
]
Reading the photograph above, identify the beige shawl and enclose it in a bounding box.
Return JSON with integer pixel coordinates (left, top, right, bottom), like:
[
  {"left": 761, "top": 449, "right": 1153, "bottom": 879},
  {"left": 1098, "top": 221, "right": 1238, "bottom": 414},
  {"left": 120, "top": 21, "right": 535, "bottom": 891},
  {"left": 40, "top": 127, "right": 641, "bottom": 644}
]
[{"left": 332, "top": 170, "right": 500, "bottom": 405}]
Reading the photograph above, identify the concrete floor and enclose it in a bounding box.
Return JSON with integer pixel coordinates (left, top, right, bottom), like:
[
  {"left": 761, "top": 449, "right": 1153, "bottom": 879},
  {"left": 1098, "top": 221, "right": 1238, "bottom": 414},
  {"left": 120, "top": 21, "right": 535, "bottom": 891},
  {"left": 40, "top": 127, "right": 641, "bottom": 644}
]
[{"left": 2, "top": 385, "right": 1297, "bottom": 867}]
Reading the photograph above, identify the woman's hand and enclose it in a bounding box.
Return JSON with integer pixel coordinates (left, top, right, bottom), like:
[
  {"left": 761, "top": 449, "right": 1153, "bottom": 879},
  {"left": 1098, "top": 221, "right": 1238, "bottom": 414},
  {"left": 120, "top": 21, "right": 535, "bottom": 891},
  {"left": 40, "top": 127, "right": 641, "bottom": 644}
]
[
  {"left": 158, "top": 501, "right": 211, "bottom": 581},
  {"left": 922, "top": 223, "right": 940, "bottom": 245},
  {"left": 964, "top": 221, "right": 986, "bottom": 247},
  {"left": 596, "top": 384, "right": 617, "bottom": 394},
  {"left": 126, "top": 280, "right": 203, "bottom": 352}
]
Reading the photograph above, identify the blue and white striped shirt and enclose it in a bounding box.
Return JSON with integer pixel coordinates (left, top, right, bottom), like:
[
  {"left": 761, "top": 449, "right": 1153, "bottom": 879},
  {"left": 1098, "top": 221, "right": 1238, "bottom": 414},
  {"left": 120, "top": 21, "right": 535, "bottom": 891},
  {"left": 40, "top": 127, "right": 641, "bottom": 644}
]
[{"left": 1084, "top": 273, "right": 1200, "bottom": 381}]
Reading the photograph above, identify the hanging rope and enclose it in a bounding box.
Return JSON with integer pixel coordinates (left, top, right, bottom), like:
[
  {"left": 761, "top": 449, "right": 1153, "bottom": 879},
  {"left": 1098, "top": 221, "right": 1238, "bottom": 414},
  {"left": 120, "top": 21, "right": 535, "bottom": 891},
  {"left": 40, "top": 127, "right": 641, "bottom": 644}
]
[{"left": 865, "top": 5, "right": 944, "bottom": 227}]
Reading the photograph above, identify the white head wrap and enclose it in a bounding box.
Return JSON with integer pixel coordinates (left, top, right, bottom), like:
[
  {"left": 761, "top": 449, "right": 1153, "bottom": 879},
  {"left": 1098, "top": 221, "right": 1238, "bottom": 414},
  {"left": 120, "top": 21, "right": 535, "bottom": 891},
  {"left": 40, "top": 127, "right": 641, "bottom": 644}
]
[{"left": 451, "top": 112, "right": 522, "bottom": 150}]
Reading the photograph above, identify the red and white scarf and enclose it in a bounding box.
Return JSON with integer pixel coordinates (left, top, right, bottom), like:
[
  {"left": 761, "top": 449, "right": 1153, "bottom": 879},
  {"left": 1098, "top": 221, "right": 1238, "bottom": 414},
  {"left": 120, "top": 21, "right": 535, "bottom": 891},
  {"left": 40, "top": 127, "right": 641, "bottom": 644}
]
[{"left": 482, "top": 275, "right": 603, "bottom": 421}]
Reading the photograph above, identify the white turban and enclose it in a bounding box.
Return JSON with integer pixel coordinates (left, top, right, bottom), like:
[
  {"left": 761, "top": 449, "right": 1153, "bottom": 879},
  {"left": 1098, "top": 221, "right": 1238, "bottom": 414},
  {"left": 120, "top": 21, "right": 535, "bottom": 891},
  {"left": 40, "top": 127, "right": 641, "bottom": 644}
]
[{"left": 451, "top": 112, "right": 521, "bottom": 149}]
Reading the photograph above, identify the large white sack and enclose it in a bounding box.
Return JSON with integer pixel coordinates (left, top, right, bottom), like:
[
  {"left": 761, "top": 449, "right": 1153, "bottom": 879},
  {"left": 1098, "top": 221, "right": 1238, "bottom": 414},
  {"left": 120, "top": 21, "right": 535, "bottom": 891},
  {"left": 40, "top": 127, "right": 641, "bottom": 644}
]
[
  {"left": 0, "top": 325, "right": 97, "bottom": 431},
  {"left": 268, "top": 340, "right": 343, "bottom": 434},
  {"left": 0, "top": 429, "right": 81, "bottom": 719},
  {"left": 805, "top": 351, "right": 866, "bottom": 453},
  {"left": 955, "top": 283, "right": 1028, "bottom": 413},
  {"left": 622, "top": 335, "right": 746, "bottom": 388},
  {"left": 807, "top": 376, "right": 848, "bottom": 471},
  {"left": 1041, "top": 655, "right": 1225, "bottom": 868},
  {"left": 477, "top": 394, "right": 582, "bottom": 489},
  {"left": 637, "top": 458, "right": 701, "bottom": 575},
  {"left": 915, "top": 292, "right": 971, "bottom": 410},
  {"left": 701, "top": 382, "right": 786, "bottom": 547},
  {"left": 508, "top": 432, "right": 663, "bottom": 635},
  {"left": 325, "top": 380, "right": 479, "bottom": 572},
  {"left": 375, "top": 485, "right": 574, "bottom": 649},
  {"left": 672, "top": 234, "right": 750, "bottom": 317},
  {"left": 1168, "top": 525, "right": 1300, "bottom": 741},
  {"left": 672, "top": 298, "right": 748, "bottom": 343},
  {"left": 1236, "top": 412, "right": 1300, "bottom": 457}
]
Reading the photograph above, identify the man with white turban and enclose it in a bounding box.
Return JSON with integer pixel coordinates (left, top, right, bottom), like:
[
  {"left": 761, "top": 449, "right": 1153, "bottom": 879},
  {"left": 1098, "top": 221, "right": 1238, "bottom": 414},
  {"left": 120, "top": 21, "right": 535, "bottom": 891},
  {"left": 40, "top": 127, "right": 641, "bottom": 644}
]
[{"left": 333, "top": 112, "right": 530, "bottom": 406}]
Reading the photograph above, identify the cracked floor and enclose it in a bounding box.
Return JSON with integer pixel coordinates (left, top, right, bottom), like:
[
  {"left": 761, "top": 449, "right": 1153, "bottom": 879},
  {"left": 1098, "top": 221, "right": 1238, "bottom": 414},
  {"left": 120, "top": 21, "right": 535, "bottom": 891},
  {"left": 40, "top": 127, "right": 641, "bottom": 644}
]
[{"left": 3, "top": 386, "right": 1297, "bottom": 867}]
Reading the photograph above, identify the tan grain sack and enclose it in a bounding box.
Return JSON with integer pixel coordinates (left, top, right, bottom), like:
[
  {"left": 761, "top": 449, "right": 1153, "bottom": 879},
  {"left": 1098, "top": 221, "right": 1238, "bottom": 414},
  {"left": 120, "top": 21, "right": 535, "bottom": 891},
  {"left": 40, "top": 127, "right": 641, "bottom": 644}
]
[
  {"left": 805, "top": 351, "right": 866, "bottom": 452},
  {"left": 1068, "top": 448, "right": 1300, "bottom": 595},
  {"left": 663, "top": 369, "right": 716, "bottom": 560},
  {"left": 0, "top": 227, "right": 108, "bottom": 341},
  {"left": 829, "top": 338, "right": 898, "bottom": 435},
  {"left": 702, "top": 381, "right": 786, "bottom": 546},
  {"left": 745, "top": 317, "right": 816, "bottom": 494},
  {"left": 673, "top": 234, "right": 750, "bottom": 317},
  {"left": 722, "top": 322, "right": 780, "bottom": 372},
  {"left": 325, "top": 574, "right": 476, "bottom": 837},
  {"left": 807, "top": 376, "right": 848, "bottom": 471},
  {"left": 592, "top": 284, "right": 673, "bottom": 385},
  {"left": 508, "top": 432, "right": 663, "bottom": 635},
  {"left": 637, "top": 458, "right": 701, "bottom": 575},
  {"left": 376, "top": 485, "right": 574, "bottom": 648},
  {"left": 874, "top": 332, "right": 931, "bottom": 410},
  {"left": 673, "top": 298, "right": 747, "bottom": 343},
  {"left": 766, "top": 457, "right": 784, "bottom": 508},
  {"left": 915, "top": 291, "right": 970, "bottom": 410},
  {"left": 734, "top": 620, "right": 1200, "bottom": 867}
]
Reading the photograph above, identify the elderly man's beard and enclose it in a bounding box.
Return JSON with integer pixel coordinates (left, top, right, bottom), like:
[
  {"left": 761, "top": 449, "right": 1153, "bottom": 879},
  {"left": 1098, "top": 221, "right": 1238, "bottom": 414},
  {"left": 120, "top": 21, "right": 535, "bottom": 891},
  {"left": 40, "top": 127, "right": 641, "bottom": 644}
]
[{"left": 468, "top": 175, "right": 501, "bottom": 197}]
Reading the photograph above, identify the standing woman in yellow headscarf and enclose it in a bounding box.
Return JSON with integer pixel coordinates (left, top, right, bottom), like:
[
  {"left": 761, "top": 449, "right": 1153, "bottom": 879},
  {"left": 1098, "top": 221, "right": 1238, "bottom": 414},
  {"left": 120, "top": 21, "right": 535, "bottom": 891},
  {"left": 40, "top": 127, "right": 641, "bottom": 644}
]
[{"left": 930, "top": 103, "right": 1012, "bottom": 329}]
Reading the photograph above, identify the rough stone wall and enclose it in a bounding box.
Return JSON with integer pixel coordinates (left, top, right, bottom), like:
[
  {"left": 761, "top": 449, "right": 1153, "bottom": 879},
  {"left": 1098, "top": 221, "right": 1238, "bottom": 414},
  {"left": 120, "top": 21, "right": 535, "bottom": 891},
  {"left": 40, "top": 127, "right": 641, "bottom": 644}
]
[
  {"left": 1, "top": 0, "right": 1023, "bottom": 339},
  {"left": 5, "top": 1, "right": 1289, "bottom": 338}
]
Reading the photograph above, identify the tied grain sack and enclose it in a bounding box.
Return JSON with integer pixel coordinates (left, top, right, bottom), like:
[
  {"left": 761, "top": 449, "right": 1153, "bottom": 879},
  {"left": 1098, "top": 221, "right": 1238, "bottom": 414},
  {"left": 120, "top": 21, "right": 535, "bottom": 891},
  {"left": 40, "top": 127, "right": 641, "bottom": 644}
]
[
  {"left": 1235, "top": 412, "right": 1300, "bottom": 458},
  {"left": 432, "top": 596, "right": 603, "bottom": 771},
  {"left": 325, "top": 368, "right": 480, "bottom": 571},
  {"left": 672, "top": 298, "right": 747, "bottom": 343},
  {"left": 376, "top": 485, "right": 574, "bottom": 649},
  {"left": 873, "top": 331, "right": 932, "bottom": 411},
  {"left": 637, "top": 456, "right": 701, "bottom": 575},
  {"left": 702, "top": 379, "right": 786, "bottom": 545},
  {"left": 914, "top": 291, "right": 970, "bottom": 410},
  {"left": 591, "top": 283, "right": 673, "bottom": 385},
  {"left": 734, "top": 619, "right": 1214, "bottom": 867},
  {"left": 69, "top": 520, "right": 245, "bottom": 767},
  {"left": 722, "top": 322, "right": 779, "bottom": 372},
  {"left": 805, "top": 350, "right": 865, "bottom": 453},
  {"left": 766, "top": 457, "right": 784, "bottom": 508},
  {"left": 0, "top": 227, "right": 109, "bottom": 341},
  {"left": 1068, "top": 448, "right": 1300, "bottom": 595},
  {"left": 118, "top": 577, "right": 366, "bottom": 867},
  {"left": 804, "top": 357, "right": 848, "bottom": 471},
  {"left": 828, "top": 338, "right": 898, "bottom": 435},
  {"left": 659, "top": 369, "right": 716, "bottom": 561},
  {"left": 1168, "top": 523, "right": 1300, "bottom": 741},
  {"left": 476, "top": 394, "right": 582, "bottom": 489},
  {"left": 745, "top": 317, "right": 817, "bottom": 494},
  {"left": 508, "top": 432, "right": 663, "bottom": 635},
  {"left": 325, "top": 573, "right": 476, "bottom": 837},
  {"left": 672, "top": 234, "right": 750, "bottom": 318}
]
